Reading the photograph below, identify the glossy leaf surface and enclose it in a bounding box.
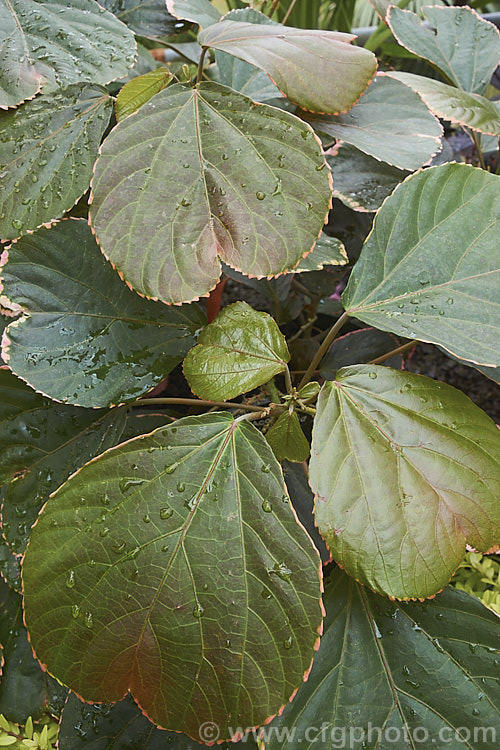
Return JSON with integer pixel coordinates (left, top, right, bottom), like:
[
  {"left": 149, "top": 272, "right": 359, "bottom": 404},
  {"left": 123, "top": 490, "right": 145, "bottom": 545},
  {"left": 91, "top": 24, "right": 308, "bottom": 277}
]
[
  {"left": 0, "top": 369, "right": 126, "bottom": 555},
  {"left": 183, "top": 302, "right": 290, "bottom": 401},
  {"left": 343, "top": 163, "right": 500, "bottom": 367},
  {"left": 1, "top": 220, "right": 205, "bottom": 407},
  {"left": 0, "top": 85, "right": 112, "bottom": 241},
  {"left": 266, "top": 411, "right": 310, "bottom": 463},
  {"left": 198, "top": 21, "right": 376, "bottom": 115},
  {"left": 115, "top": 68, "right": 171, "bottom": 121},
  {"left": 327, "top": 145, "right": 409, "bottom": 212},
  {"left": 90, "top": 82, "right": 331, "bottom": 305},
  {"left": 307, "top": 75, "right": 442, "bottom": 170},
  {"left": 23, "top": 413, "right": 323, "bottom": 739},
  {"left": 211, "top": 9, "right": 281, "bottom": 103},
  {"left": 101, "top": 0, "right": 178, "bottom": 37},
  {"left": 388, "top": 5, "right": 500, "bottom": 95},
  {"left": 265, "top": 569, "right": 500, "bottom": 749},
  {"left": 166, "top": 0, "right": 220, "bottom": 28},
  {"left": 389, "top": 72, "right": 500, "bottom": 136},
  {"left": 59, "top": 692, "right": 256, "bottom": 749},
  {"left": 0, "top": 0, "right": 136, "bottom": 108},
  {"left": 293, "top": 234, "right": 347, "bottom": 273},
  {"left": 0, "top": 581, "right": 67, "bottom": 723},
  {"left": 319, "top": 328, "right": 406, "bottom": 379},
  {"left": 310, "top": 366, "right": 500, "bottom": 599}
]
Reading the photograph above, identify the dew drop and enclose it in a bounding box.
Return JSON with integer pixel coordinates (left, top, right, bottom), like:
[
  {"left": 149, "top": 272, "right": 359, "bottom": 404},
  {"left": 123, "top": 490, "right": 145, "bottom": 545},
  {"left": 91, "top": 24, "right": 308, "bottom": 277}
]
[
  {"left": 11, "top": 219, "right": 23, "bottom": 230},
  {"left": 112, "top": 540, "right": 126, "bottom": 554},
  {"left": 66, "top": 570, "right": 76, "bottom": 588},
  {"left": 142, "top": 514, "right": 151, "bottom": 523},
  {"left": 283, "top": 636, "right": 293, "bottom": 649},
  {"left": 369, "top": 372, "right": 377, "bottom": 379},
  {"left": 84, "top": 612, "right": 94, "bottom": 629},
  {"left": 262, "top": 500, "right": 273, "bottom": 513},
  {"left": 176, "top": 481, "right": 185, "bottom": 493},
  {"left": 261, "top": 464, "right": 271, "bottom": 473},
  {"left": 119, "top": 477, "right": 145, "bottom": 494},
  {"left": 160, "top": 507, "right": 173, "bottom": 520},
  {"left": 165, "top": 463, "right": 178, "bottom": 474},
  {"left": 72, "top": 604, "right": 80, "bottom": 619},
  {"left": 256, "top": 191, "right": 266, "bottom": 201},
  {"left": 99, "top": 526, "right": 110, "bottom": 537},
  {"left": 193, "top": 602, "right": 204, "bottom": 618}
]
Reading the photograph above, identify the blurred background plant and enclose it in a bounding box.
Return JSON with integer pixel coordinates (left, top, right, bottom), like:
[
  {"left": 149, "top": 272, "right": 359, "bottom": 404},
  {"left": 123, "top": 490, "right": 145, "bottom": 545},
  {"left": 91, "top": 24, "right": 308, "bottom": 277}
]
[
  {"left": 0, "top": 715, "right": 57, "bottom": 749},
  {"left": 452, "top": 552, "right": 500, "bottom": 616}
]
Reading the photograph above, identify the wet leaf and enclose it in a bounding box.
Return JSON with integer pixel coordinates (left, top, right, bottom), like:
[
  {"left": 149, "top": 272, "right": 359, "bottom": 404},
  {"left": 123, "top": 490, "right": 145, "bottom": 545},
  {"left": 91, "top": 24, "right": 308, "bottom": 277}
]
[
  {"left": 0, "top": 369, "right": 127, "bottom": 555},
  {"left": 307, "top": 75, "right": 442, "bottom": 170},
  {"left": 388, "top": 5, "right": 500, "bottom": 95},
  {"left": 101, "top": 0, "right": 178, "bottom": 38},
  {"left": 166, "top": 0, "right": 220, "bottom": 29},
  {"left": 0, "top": 0, "right": 136, "bottom": 108},
  {"left": 388, "top": 72, "right": 500, "bottom": 136},
  {"left": 310, "top": 365, "right": 500, "bottom": 599},
  {"left": 23, "top": 413, "right": 323, "bottom": 739},
  {"left": 0, "top": 581, "right": 67, "bottom": 723},
  {"left": 319, "top": 328, "right": 407, "bottom": 379},
  {"left": 211, "top": 9, "right": 281, "bottom": 103},
  {"left": 183, "top": 302, "right": 290, "bottom": 401},
  {"left": 0, "top": 488, "right": 21, "bottom": 593},
  {"left": 266, "top": 410, "right": 310, "bottom": 463},
  {"left": 0, "top": 84, "right": 112, "bottom": 241},
  {"left": 343, "top": 163, "right": 500, "bottom": 367},
  {"left": 198, "top": 21, "right": 377, "bottom": 115},
  {"left": 115, "top": 68, "right": 172, "bottom": 121},
  {"left": 90, "top": 82, "right": 331, "bottom": 305},
  {"left": 327, "top": 144, "right": 409, "bottom": 212},
  {"left": 264, "top": 569, "right": 500, "bottom": 750},
  {"left": 1, "top": 220, "right": 205, "bottom": 407}
]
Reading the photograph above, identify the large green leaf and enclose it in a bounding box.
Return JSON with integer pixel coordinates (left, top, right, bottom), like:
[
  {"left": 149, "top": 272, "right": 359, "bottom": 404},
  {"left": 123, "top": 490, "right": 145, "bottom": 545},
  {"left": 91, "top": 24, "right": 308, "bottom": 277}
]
[
  {"left": 101, "top": 0, "right": 178, "bottom": 38},
  {"left": 319, "top": 328, "right": 407, "bottom": 379},
  {"left": 388, "top": 71, "right": 500, "bottom": 136},
  {"left": 388, "top": 5, "right": 500, "bottom": 95},
  {"left": 0, "top": 534, "right": 21, "bottom": 593},
  {"left": 166, "top": 0, "right": 220, "bottom": 29},
  {"left": 183, "top": 302, "right": 290, "bottom": 401},
  {"left": 266, "top": 410, "right": 310, "bottom": 463},
  {"left": 23, "top": 413, "right": 323, "bottom": 739},
  {"left": 0, "top": 581, "right": 67, "bottom": 723},
  {"left": 59, "top": 692, "right": 258, "bottom": 749},
  {"left": 310, "top": 365, "right": 500, "bottom": 600},
  {"left": 89, "top": 82, "right": 332, "bottom": 305},
  {"left": 342, "top": 163, "right": 500, "bottom": 367},
  {"left": 0, "top": 220, "right": 205, "bottom": 407},
  {"left": 0, "top": 0, "right": 136, "bottom": 108},
  {"left": 327, "top": 144, "right": 409, "bottom": 212},
  {"left": 211, "top": 9, "right": 281, "bottom": 104},
  {"left": 198, "top": 21, "right": 376, "bottom": 115},
  {"left": 307, "top": 75, "right": 442, "bottom": 170},
  {"left": 264, "top": 569, "right": 500, "bottom": 750},
  {"left": 115, "top": 68, "right": 171, "bottom": 121},
  {"left": 0, "top": 85, "right": 112, "bottom": 241},
  {"left": 0, "top": 369, "right": 127, "bottom": 555}
]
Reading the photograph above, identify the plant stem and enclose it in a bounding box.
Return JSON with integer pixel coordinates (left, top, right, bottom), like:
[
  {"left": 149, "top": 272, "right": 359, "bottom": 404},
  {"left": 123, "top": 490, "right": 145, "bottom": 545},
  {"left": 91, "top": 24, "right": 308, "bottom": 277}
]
[
  {"left": 284, "top": 365, "right": 293, "bottom": 394},
  {"left": 298, "top": 311, "right": 350, "bottom": 389},
  {"left": 470, "top": 129, "right": 486, "bottom": 170},
  {"left": 196, "top": 47, "right": 209, "bottom": 85},
  {"left": 268, "top": 0, "right": 281, "bottom": 17},
  {"left": 368, "top": 339, "right": 418, "bottom": 365},
  {"left": 133, "top": 397, "right": 266, "bottom": 412},
  {"left": 282, "top": 0, "right": 297, "bottom": 25}
]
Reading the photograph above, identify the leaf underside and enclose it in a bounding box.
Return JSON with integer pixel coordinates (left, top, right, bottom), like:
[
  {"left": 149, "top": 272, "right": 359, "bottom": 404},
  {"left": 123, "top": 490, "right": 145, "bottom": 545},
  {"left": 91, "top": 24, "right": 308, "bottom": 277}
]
[
  {"left": 310, "top": 365, "right": 500, "bottom": 600},
  {"left": 23, "top": 413, "right": 323, "bottom": 739},
  {"left": 101, "top": 0, "right": 178, "bottom": 38},
  {"left": 343, "top": 163, "right": 500, "bottom": 367},
  {"left": 1, "top": 220, "right": 205, "bottom": 407},
  {"left": 166, "top": 0, "right": 221, "bottom": 29},
  {"left": 90, "top": 82, "right": 332, "bottom": 305},
  {"left": 266, "top": 411, "right": 310, "bottom": 463}
]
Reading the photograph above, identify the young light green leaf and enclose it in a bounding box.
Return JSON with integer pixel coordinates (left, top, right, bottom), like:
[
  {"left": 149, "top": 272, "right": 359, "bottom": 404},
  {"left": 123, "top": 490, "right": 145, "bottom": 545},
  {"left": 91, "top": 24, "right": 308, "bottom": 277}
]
[
  {"left": 211, "top": 9, "right": 281, "bottom": 103},
  {"left": 319, "top": 328, "right": 407, "bottom": 380},
  {"left": 101, "top": 0, "right": 178, "bottom": 37},
  {"left": 0, "top": 369, "right": 127, "bottom": 555},
  {"left": 166, "top": 0, "right": 220, "bottom": 29},
  {"left": 183, "top": 301, "right": 290, "bottom": 401},
  {"left": 293, "top": 234, "right": 347, "bottom": 273},
  {"left": 60, "top": 692, "right": 259, "bottom": 750},
  {"left": 0, "top": 581, "right": 67, "bottom": 723},
  {"left": 388, "top": 5, "right": 500, "bottom": 95},
  {"left": 198, "top": 21, "right": 377, "bottom": 115},
  {"left": 327, "top": 144, "right": 409, "bottom": 212},
  {"left": 0, "top": 85, "right": 112, "bottom": 240},
  {"left": 307, "top": 75, "right": 443, "bottom": 170},
  {"left": 310, "top": 365, "right": 500, "bottom": 600},
  {"left": 266, "top": 411, "right": 310, "bottom": 463},
  {"left": 265, "top": 569, "right": 500, "bottom": 750},
  {"left": 90, "top": 82, "right": 332, "bottom": 305},
  {"left": 0, "top": 220, "right": 205, "bottom": 407},
  {"left": 343, "top": 163, "right": 500, "bottom": 367},
  {"left": 0, "top": 0, "right": 136, "bottom": 108},
  {"left": 115, "top": 68, "right": 172, "bottom": 121},
  {"left": 388, "top": 71, "right": 500, "bottom": 136},
  {"left": 23, "top": 413, "right": 323, "bottom": 740}
]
